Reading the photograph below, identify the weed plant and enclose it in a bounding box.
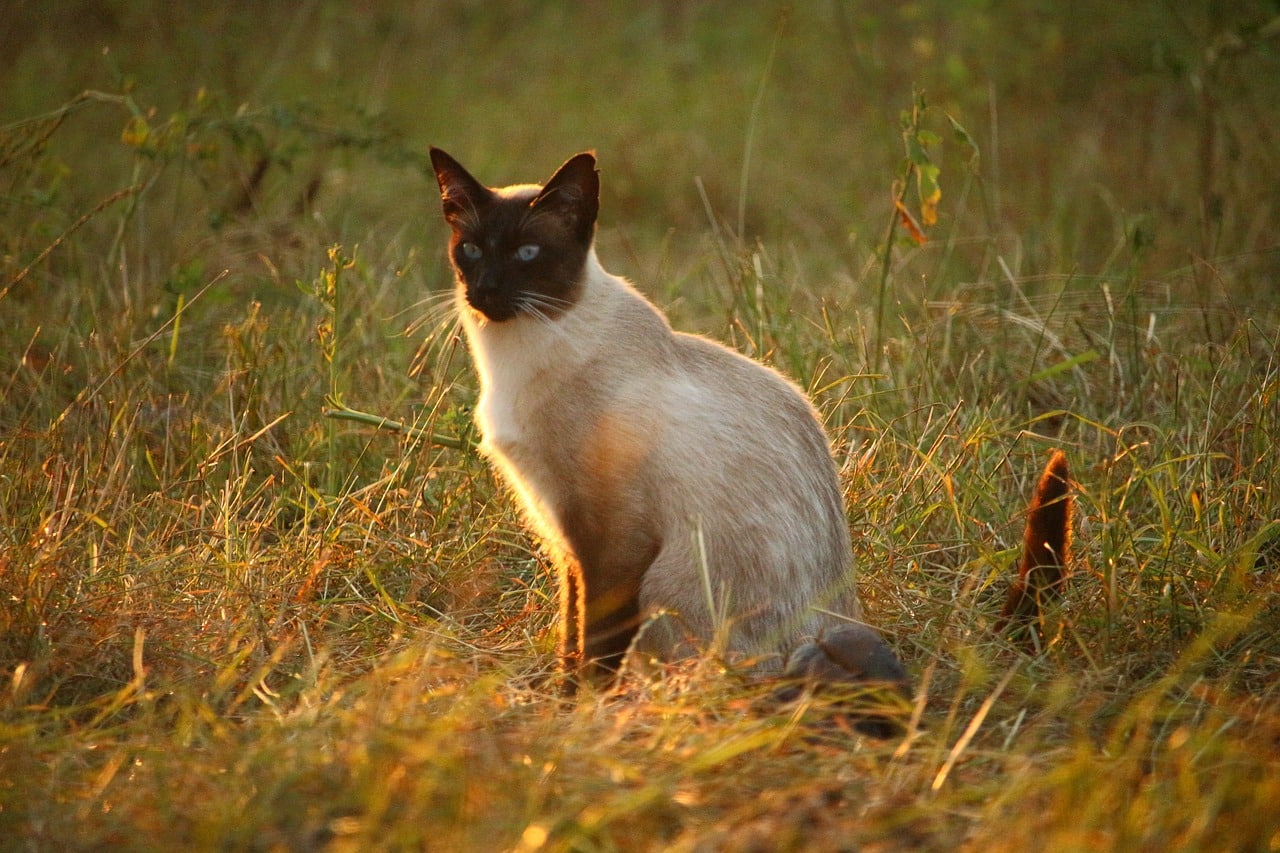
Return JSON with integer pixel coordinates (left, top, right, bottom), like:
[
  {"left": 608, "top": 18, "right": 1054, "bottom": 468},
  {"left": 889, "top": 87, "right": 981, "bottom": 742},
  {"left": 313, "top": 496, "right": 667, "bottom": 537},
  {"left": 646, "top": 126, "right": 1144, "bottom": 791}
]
[{"left": 2, "top": 3, "right": 1278, "bottom": 850}]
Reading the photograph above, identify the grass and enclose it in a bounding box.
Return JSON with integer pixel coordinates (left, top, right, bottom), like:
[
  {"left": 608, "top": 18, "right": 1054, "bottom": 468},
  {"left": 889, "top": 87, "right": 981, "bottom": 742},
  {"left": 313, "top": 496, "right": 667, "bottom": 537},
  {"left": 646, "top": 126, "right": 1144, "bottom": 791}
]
[{"left": 2, "top": 2, "right": 1279, "bottom": 850}]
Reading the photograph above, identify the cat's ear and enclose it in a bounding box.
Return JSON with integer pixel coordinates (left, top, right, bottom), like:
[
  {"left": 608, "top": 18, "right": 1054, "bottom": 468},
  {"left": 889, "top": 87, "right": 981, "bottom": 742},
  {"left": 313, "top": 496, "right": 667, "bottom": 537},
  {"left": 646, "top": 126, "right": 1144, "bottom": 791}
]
[
  {"left": 430, "top": 147, "right": 490, "bottom": 228},
  {"left": 532, "top": 152, "right": 599, "bottom": 242}
]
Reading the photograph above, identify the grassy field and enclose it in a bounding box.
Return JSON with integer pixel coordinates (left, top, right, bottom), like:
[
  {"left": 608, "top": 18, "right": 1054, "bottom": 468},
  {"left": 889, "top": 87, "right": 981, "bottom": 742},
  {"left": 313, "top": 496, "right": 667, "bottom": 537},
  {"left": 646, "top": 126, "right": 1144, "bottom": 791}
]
[{"left": 3, "top": 2, "right": 1279, "bottom": 850}]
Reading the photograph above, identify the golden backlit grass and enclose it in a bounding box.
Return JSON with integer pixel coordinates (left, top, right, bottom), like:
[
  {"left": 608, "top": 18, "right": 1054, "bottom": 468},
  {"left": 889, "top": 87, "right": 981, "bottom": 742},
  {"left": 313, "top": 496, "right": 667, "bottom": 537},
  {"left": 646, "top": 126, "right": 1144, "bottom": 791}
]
[{"left": 3, "top": 3, "right": 1279, "bottom": 850}]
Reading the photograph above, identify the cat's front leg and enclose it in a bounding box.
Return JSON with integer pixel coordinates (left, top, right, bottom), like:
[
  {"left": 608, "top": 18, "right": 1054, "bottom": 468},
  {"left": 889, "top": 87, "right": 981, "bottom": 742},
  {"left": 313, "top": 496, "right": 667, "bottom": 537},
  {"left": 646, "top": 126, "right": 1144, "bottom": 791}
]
[
  {"left": 580, "top": 578, "right": 643, "bottom": 678},
  {"left": 558, "top": 559, "right": 585, "bottom": 682},
  {"left": 552, "top": 562, "right": 640, "bottom": 691},
  {"left": 554, "top": 555, "right": 642, "bottom": 689},
  {"left": 558, "top": 499, "right": 660, "bottom": 686}
]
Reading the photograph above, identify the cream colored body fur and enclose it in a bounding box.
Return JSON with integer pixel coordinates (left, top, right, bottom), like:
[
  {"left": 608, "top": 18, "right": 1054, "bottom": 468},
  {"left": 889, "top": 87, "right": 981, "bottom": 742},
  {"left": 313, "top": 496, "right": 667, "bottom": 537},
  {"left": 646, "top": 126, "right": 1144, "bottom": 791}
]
[{"left": 460, "top": 247, "right": 861, "bottom": 672}]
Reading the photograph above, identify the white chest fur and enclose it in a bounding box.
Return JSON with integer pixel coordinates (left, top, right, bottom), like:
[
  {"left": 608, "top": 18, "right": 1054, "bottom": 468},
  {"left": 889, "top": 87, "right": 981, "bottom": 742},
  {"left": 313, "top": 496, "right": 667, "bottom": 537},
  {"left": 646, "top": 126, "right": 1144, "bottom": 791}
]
[
  {"left": 467, "top": 321, "right": 539, "bottom": 454},
  {"left": 459, "top": 254, "right": 612, "bottom": 456}
]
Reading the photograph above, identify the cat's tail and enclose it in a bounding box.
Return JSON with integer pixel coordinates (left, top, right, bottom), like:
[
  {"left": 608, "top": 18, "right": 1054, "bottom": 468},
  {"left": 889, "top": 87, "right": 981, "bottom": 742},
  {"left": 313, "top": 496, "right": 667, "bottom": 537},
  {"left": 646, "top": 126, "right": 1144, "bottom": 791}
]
[
  {"left": 999, "top": 450, "right": 1073, "bottom": 648},
  {"left": 778, "top": 451, "right": 1073, "bottom": 735},
  {"left": 781, "top": 624, "right": 911, "bottom": 738}
]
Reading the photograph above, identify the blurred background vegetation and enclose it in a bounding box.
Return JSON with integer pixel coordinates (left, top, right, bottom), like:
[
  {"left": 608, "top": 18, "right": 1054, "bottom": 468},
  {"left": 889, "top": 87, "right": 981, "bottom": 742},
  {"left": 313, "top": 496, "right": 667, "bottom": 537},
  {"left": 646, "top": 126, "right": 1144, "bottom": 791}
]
[
  {"left": 4, "top": 0, "right": 1278, "bottom": 443},
  {"left": 5, "top": 0, "right": 1278, "bottom": 290},
  {"left": 4, "top": 0, "right": 1278, "bottom": 502}
]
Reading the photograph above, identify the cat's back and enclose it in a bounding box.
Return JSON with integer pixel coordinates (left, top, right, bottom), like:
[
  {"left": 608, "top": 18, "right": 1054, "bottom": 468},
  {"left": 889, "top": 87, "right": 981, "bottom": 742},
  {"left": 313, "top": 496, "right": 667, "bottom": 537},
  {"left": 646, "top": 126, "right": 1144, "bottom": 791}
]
[
  {"left": 658, "top": 328, "right": 834, "bottom": 466},
  {"left": 627, "top": 320, "right": 856, "bottom": 663}
]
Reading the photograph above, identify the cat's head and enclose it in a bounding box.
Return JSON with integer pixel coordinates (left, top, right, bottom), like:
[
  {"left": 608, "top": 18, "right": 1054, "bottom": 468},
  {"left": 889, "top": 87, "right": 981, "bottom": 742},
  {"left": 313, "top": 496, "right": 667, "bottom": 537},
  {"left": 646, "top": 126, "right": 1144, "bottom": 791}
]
[{"left": 430, "top": 148, "right": 599, "bottom": 323}]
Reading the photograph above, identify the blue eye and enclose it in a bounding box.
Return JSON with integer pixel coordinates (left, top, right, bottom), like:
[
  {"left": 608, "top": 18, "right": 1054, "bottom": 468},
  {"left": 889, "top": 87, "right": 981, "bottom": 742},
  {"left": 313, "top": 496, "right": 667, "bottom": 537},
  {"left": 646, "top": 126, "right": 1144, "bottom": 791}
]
[
  {"left": 460, "top": 242, "right": 482, "bottom": 260},
  {"left": 515, "top": 244, "right": 540, "bottom": 262}
]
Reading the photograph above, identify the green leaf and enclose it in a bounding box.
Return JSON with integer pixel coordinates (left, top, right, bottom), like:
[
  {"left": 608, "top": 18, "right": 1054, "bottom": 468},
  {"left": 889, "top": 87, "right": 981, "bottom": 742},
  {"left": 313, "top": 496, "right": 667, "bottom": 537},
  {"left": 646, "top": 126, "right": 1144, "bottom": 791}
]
[
  {"left": 916, "top": 162, "right": 941, "bottom": 225},
  {"left": 121, "top": 115, "right": 150, "bottom": 148},
  {"left": 1022, "top": 349, "right": 1101, "bottom": 384},
  {"left": 904, "top": 132, "right": 929, "bottom": 167},
  {"left": 946, "top": 112, "right": 978, "bottom": 155}
]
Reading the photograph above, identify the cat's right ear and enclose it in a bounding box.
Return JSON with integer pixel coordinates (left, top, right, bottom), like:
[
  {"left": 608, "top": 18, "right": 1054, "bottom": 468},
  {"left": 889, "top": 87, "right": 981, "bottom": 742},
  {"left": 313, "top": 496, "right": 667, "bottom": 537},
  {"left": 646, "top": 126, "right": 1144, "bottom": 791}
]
[
  {"left": 430, "top": 147, "right": 489, "bottom": 229},
  {"left": 532, "top": 152, "right": 600, "bottom": 243}
]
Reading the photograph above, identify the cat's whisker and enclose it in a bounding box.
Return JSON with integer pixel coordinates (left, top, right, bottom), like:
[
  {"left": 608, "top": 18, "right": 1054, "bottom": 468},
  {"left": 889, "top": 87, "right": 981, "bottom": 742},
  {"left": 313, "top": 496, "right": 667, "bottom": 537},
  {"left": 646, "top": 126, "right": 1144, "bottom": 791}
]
[
  {"left": 408, "top": 308, "right": 463, "bottom": 379},
  {"left": 406, "top": 289, "right": 457, "bottom": 312},
  {"left": 407, "top": 293, "right": 467, "bottom": 341},
  {"left": 518, "top": 291, "right": 579, "bottom": 339},
  {"left": 397, "top": 290, "right": 456, "bottom": 327},
  {"left": 406, "top": 306, "right": 460, "bottom": 340},
  {"left": 515, "top": 300, "right": 550, "bottom": 326},
  {"left": 518, "top": 291, "right": 573, "bottom": 314},
  {"left": 525, "top": 291, "right": 575, "bottom": 310},
  {"left": 514, "top": 297, "right": 574, "bottom": 345}
]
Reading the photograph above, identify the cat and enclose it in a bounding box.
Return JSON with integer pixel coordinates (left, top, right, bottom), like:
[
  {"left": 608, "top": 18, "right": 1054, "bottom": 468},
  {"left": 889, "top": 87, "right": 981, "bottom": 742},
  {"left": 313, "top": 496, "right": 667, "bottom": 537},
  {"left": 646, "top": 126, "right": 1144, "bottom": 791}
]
[
  {"left": 428, "top": 147, "right": 909, "bottom": 692},
  {"left": 427, "top": 148, "right": 1074, "bottom": 708}
]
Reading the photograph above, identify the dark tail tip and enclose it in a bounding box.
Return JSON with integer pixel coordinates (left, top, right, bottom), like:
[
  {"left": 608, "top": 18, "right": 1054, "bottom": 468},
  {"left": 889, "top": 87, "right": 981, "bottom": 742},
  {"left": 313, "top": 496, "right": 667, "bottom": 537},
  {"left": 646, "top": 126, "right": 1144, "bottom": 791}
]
[
  {"left": 1000, "top": 450, "right": 1073, "bottom": 648},
  {"left": 780, "top": 625, "right": 911, "bottom": 738}
]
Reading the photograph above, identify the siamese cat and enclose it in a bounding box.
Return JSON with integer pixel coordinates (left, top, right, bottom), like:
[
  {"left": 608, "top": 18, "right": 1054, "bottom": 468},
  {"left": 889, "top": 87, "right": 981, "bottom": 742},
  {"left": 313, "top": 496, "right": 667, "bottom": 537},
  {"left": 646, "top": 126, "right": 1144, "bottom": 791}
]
[
  {"left": 428, "top": 148, "right": 1073, "bottom": 703},
  {"left": 429, "top": 147, "right": 908, "bottom": 692}
]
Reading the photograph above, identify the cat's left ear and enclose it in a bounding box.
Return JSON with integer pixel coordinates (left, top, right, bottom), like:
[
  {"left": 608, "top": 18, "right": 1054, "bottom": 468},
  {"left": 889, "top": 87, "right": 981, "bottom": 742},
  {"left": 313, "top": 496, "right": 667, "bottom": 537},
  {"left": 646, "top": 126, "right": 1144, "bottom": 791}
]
[
  {"left": 532, "top": 152, "right": 599, "bottom": 242},
  {"left": 430, "top": 147, "right": 490, "bottom": 228}
]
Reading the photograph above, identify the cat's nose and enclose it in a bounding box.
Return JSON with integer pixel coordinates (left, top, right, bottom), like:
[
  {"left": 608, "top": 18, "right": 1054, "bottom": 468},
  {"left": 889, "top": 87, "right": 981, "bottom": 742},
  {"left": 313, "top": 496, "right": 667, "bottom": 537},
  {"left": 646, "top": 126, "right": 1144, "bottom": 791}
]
[
  {"left": 466, "top": 280, "right": 516, "bottom": 322},
  {"left": 467, "top": 272, "right": 497, "bottom": 302}
]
